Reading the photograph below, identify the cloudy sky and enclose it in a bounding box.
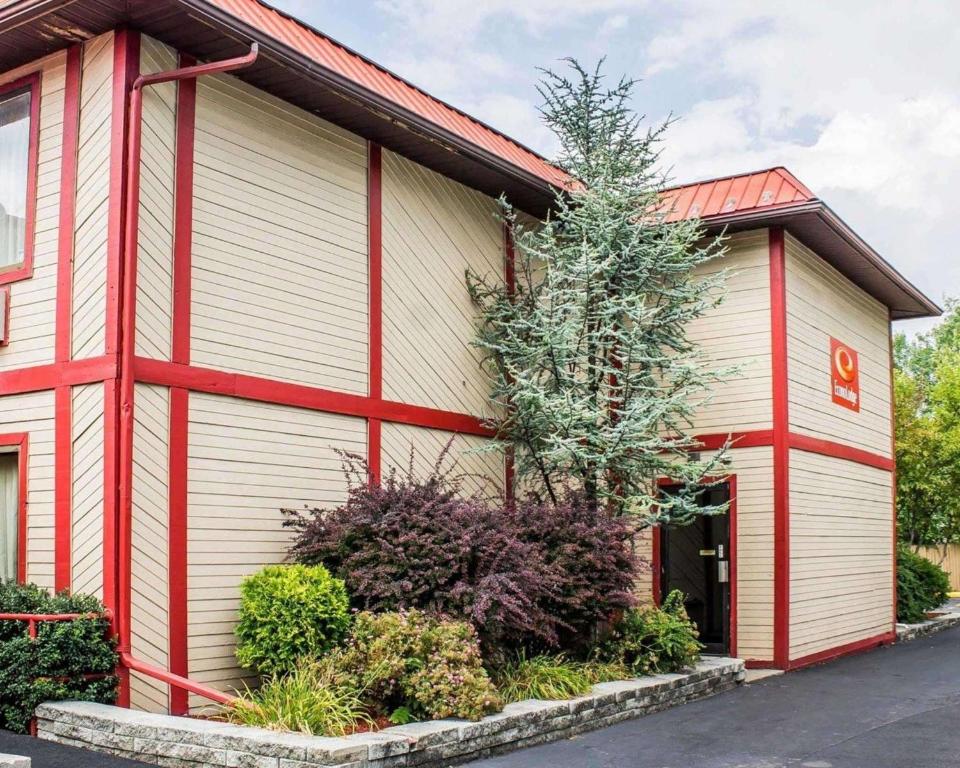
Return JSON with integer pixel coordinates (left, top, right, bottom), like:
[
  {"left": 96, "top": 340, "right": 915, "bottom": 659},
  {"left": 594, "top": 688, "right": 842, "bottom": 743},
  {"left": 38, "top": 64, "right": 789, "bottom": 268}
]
[{"left": 273, "top": 0, "right": 958, "bottom": 334}]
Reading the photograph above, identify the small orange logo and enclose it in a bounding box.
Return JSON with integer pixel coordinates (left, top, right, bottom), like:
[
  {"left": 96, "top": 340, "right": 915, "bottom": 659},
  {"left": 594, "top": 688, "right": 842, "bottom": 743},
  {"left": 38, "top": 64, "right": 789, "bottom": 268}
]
[{"left": 830, "top": 338, "right": 860, "bottom": 412}]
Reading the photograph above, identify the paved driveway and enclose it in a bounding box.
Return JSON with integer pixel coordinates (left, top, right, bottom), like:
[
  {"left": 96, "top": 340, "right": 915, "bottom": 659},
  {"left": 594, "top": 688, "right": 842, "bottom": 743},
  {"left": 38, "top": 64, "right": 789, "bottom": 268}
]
[
  {"left": 0, "top": 729, "right": 147, "bottom": 768},
  {"left": 471, "top": 625, "right": 960, "bottom": 768}
]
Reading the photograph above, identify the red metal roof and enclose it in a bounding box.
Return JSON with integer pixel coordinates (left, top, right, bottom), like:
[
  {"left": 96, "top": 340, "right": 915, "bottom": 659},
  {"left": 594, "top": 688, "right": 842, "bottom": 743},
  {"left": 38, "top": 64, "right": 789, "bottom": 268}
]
[
  {"left": 206, "top": 0, "right": 572, "bottom": 190},
  {"left": 660, "top": 167, "right": 815, "bottom": 223}
]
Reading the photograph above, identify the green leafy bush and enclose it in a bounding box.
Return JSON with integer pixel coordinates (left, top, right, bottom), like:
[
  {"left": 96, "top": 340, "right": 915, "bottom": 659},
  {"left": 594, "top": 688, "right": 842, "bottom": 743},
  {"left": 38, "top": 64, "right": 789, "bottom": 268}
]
[
  {"left": 897, "top": 545, "right": 950, "bottom": 623},
  {"left": 597, "top": 590, "right": 702, "bottom": 676},
  {"left": 0, "top": 581, "right": 117, "bottom": 733},
  {"left": 228, "top": 658, "right": 371, "bottom": 736},
  {"left": 336, "top": 610, "right": 501, "bottom": 721},
  {"left": 235, "top": 564, "right": 350, "bottom": 676},
  {"left": 493, "top": 652, "right": 627, "bottom": 703}
]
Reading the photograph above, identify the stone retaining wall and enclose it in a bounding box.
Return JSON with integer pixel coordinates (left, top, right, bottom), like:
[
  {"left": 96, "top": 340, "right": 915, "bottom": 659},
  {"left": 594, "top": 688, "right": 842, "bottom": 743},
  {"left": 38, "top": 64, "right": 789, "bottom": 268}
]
[
  {"left": 36, "top": 657, "right": 744, "bottom": 768},
  {"left": 896, "top": 611, "right": 960, "bottom": 643}
]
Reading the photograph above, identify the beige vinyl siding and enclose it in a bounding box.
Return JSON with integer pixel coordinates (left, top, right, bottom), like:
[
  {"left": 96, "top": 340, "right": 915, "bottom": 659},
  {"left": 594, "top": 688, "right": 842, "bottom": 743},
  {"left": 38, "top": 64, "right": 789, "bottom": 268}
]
[
  {"left": 381, "top": 422, "right": 504, "bottom": 497},
  {"left": 0, "top": 52, "right": 65, "bottom": 371},
  {"left": 72, "top": 32, "right": 114, "bottom": 360},
  {"left": 785, "top": 234, "right": 892, "bottom": 456},
  {"left": 381, "top": 149, "right": 503, "bottom": 418},
  {"left": 632, "top": 527, "right": 655, "bottom": 605},
  {"left": 685, "top": 230, "right": 772, "bottom": 434},
  {"left": 190, "top": 74, "right": 368, "bottom": 392},
  {"left": 186, "top": 393, "right": 365, "bottom": 705},
  {"left": 134, "top": 38, "right": 176, "bottom": 361},
  {"left": 130, "top": 384, "right": 170, "bottom": 712},
  {"left": 789, "top": 449, "right": 893, "bottom": 659},
  {"left": 729, "top": 446, "right": 775, "bottom": 661},
  {"left": 70, "top": 383, "right": 103, "bottom": 597},
  {"left": 0, "top": 391, "right": 55, "bottom": 588}
]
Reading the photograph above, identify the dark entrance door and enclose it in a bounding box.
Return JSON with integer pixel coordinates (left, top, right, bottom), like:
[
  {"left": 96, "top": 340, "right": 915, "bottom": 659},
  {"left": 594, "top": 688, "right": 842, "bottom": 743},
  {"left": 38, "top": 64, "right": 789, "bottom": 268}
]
[{"left": 659, "top": 483, "right": 731, "bottom": 654}]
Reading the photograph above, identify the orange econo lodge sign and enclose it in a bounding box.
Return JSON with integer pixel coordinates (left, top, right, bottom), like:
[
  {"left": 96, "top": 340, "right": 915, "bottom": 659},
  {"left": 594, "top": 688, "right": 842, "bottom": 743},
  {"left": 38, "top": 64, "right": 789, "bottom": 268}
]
[{"left": 830, "top": 337, "right": 860, "bottom": 412}]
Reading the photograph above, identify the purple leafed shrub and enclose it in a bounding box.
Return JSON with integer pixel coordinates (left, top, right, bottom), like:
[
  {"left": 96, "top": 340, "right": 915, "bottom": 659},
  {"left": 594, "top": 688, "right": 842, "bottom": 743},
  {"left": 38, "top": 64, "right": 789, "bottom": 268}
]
[{"left": 282, "top": 449, "right": 639, "bottom": 655}]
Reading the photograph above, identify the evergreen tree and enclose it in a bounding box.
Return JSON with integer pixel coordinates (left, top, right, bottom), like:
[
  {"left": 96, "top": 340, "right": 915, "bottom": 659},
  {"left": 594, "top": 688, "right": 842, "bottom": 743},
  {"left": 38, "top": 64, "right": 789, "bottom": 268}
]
[{"left": 468, "top": 60, "right": 732, "bottom": 521}]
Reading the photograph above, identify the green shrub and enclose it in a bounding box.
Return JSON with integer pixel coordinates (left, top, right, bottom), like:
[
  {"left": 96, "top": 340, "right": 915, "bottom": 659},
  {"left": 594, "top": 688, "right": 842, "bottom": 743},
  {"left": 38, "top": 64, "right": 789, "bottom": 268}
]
[
  {"left": 227, "top": 658, "right": 371, "bottom": 736},
  {"left": 235, "top": 564, "right": 350, "bottom": 676},
  {"left": 597, "top": 590, "right": 702, "bottom": 675},
  {"left": 897, "top": 545, "right": 950, "bottom": 623},
  {"left": 337, "top": 610, "right": 501, "bottom": 721},
  {"left": 493, "top": 653, "right": 628, "bottom": 703},
  {"left": 0, "top": 580, "right": 117, "bottom": 733}
]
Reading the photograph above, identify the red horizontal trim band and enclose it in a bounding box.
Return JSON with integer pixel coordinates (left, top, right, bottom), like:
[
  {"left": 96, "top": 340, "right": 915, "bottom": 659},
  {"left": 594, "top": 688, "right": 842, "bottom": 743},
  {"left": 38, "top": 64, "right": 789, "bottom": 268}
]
[
  {"left": 743, "top": 659, "right": 777, "bottom": 670},
  {"left": 692, "top": 430, "right": 774, "bottom": 451},
  {"left": 689, "top": 429, "right": 892, "bottom": 472},
  {"left": 0, "top": 356, "right": 116, "bottom": 394},
  {"left": 788, "top": 433, "right": 894, "bottom": 472},
  {"left": 133, "top": 358, "right": 496, "bottom": 438},
  {"left": 787, "top": 631, "right": 895, "bottom": 671}
]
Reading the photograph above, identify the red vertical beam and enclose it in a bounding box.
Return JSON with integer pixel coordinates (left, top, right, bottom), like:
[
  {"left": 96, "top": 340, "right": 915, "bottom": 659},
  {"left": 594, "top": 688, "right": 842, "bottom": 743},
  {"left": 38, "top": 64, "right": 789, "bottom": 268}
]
[
  {"left": 54, "top": 44, "right": 82, "bottom": 592},
  {"left": 888, "top": 315, "right": 898, "bottom": 628},
  {"left": 367, "top": 142, "right": 383, "bottom": 483},
  {"left": 103, "top": 29, "right": 139, "bottom": 708},
  {"left": 103, "top": 29, "right": 139, "bottom": 640},
  {"left": 650, "top": 526, "right": 661, "bottom": 606},
  {"left": 168, "top": 56, "right": 196, "bottom": 716},
  {"left": 769, "top": 226, "right": 791, "bottom": 669},
  {"left": 728, "top": 474, "right": 739, "bottom": 658},
  {"left": 503, "top": 223, "right": 516, "bottom": 502}
]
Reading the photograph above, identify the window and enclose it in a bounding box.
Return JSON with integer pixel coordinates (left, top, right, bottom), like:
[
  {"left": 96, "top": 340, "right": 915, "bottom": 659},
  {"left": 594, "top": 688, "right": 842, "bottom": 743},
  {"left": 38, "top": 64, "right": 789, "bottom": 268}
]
[
  {"left": 0, "top": 451, "right": 19, "bottom": 581},
  {"left": 0, "top": 434, "right": 26, "bottom": 582},
  {"left": 0, "top": 74, "right": 38, "bottom": 283}
]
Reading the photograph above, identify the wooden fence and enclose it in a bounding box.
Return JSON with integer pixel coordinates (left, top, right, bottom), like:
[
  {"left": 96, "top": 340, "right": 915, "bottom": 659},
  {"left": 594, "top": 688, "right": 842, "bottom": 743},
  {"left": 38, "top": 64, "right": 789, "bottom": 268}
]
[{"left": 915, "top": 544, "right": 960, "bottom": 592}]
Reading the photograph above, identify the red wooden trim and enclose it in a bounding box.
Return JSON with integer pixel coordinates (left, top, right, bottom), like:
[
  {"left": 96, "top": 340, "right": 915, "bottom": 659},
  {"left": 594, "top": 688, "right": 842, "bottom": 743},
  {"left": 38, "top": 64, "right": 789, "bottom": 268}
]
[
  {"left": 0, "top": 286, "right": 9, "bottom": 346},
  {"left": 55, "top": 45, "right": 82, "bottom": 363},
  {"left": 104, "top": 29, "right": 139, "bottom": 357},
  {"left": 503, "top": 222, "right": 516, "bottom": 501},
  {"left": 168, "top": 56, "right": 196, "bottom": 715},
  {"left": 171, "top": 55, "right": 196, "bottom": 366},
  {"left": 167, "top": 387, "right": 189, "bottom": 715},
  {"left": 0, "top": 433, "right": 28, "bottom": 583},
  {"left": 769, "top": 225, "right": 791, "bottom": 669},
  {"left": 787, "top": 631, "right": 895, "bottom": 671},
  {"left": 0, "top": 356, "right": 116, "bottom": 394},
  {"left": 133, "top": 358, "right": 496, "bottom": 437},
  {"left": 888, "top": 316, "right": 897, "bottom": 628},
  {"left": 0, "top": 72, "right": 41, "bottom": 286},
  {"left": 367, "top": 143, "right": 382, "bottom": 480},
  {"left": 691, "top": 430, "right": 774, "bottom": 451},
  {"left": 53, "top": 387, "right": 71, "bottom": 591},
  {"left": 787, "top": 432, "right": 894, "bottom": 471},
  {"left": 101, "top": 379, "right": 120, "bottom": 642},
  {"left": 744, "top": 659, "right": 777, "bottom": 669},
  {"left": 103, "top": 34, "right": 139, "bottom": 696},
  {"left": 368, "top": 143, "right": 382, "bottom": 400},
  {"left": 367, "top": 418, "right": 382, "bottom": 484},
  {"left": 650, "top": 525, "right": 661, "bottom": 606},
  {"left": 728, "top": 473, "right": 738, "bottom": 658}
]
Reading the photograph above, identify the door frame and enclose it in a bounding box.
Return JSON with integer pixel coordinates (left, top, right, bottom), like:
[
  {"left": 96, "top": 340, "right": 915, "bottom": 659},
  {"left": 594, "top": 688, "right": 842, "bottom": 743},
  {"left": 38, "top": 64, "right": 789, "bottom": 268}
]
[
  {"left": 652, "top": 474, "right": 737, "bottom": 657},
  {"left": 0, "top": 432, "right": 28, "bottom": 583}
]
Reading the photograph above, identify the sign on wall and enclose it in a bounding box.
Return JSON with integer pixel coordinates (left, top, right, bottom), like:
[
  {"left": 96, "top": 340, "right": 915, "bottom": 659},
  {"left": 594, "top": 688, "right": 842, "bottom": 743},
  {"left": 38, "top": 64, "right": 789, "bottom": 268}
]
[{"left": 830, "top": 337, "right": 860, "bottom": 412}]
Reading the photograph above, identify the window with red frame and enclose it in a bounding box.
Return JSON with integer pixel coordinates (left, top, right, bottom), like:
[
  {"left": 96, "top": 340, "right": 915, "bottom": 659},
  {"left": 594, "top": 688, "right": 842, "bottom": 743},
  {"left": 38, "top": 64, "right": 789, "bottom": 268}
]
[{"left": 0, "top": 75, "right": 38, "bottom": 280}]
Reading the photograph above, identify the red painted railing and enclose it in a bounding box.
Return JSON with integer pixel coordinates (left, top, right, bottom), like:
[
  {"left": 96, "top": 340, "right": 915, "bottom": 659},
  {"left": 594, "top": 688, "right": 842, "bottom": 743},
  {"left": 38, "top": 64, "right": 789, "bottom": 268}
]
[{"left": 0, "top": 612, "right": 237, "bottom": 717}]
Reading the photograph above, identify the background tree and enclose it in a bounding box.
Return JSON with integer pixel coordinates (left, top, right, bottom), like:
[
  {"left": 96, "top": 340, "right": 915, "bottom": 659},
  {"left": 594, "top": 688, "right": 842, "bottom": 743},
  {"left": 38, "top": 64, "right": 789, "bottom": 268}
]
[
  {"left": 467, "top": 60, "right": 732, "bottom": 520},
  {"left": 894, "top": 298, "right": 960, "bottom": 546}
]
